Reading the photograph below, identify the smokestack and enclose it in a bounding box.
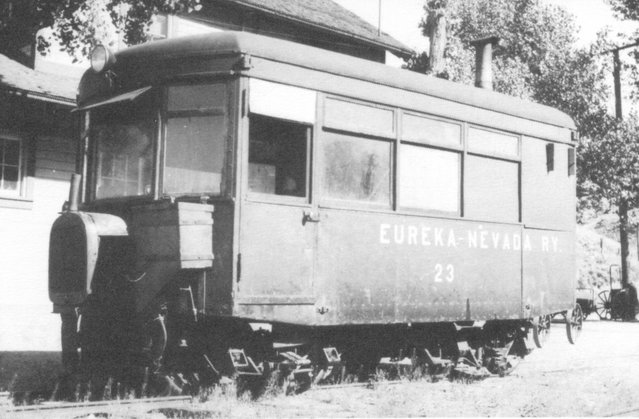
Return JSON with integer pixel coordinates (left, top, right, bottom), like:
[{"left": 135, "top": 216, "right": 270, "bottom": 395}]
[{"left": 470, "top": 36, "right": 500, "bottom": 90}]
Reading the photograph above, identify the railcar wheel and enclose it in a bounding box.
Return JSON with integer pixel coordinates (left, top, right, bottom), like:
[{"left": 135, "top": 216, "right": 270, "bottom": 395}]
[
  {"left": 532, "top": 315, "right": 551, "bottom": 348},
  {"left": 565, "top": 304, "right": 583, "bottom": 344},
  {"left": 596, "top": 290, "right": 612, "bottom": 320}
]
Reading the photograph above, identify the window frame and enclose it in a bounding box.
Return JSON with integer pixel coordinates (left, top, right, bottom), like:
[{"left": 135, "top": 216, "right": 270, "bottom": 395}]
[
  {"left": 84, "top": 88, "right": 159, "bottom": 203},
  {"left": 463, "top": 124, "right": 522, "bottom": 223},
  {"left": 0, "top": 132, "right": 32, "bottom": 209},
  {"left": 318, "top": 128, "right": 394, "bottom": 211},
  {"left": 160, "top": 81, "right": 231, "bottom": 199},
  {"left": 245, "top": 112, "right": 313, "bottom": 205},
  {"left": 397, "top": 111, "right": 463, "bottom": 216},
  {"left": 0, "top": 133, "right": 23, "bottom": 197}
]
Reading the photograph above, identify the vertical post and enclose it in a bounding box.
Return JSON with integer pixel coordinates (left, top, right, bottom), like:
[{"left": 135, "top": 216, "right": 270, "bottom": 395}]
[
  {"left": 620, "top": 199, "right": 630, "bottom": 288},
  {"left": 470, "top": 36, "right": 500, "bottom": 90},
  {"left": 378, "top": 0, "right": 382, "bottom": 36},
  {"left": 605, "top": 42, "right": 639, "bottom": 290},
  {"left": 613, "top": 49, "right": 623, "bottom": 120}
]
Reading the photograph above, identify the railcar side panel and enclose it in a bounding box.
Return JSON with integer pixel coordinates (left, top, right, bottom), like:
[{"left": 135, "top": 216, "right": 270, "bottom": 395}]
[
  {"left": 522, "top": 137, "right": 576, "bottom": 230},
  {"left": 314, "top": 210, "right": 524, "bottom": 324},
  {"left": 235, "top": 201, "right": 316, "bottom": 303},
  {"left": 522, "top": 229, "right": 575, "bottom": 315}
]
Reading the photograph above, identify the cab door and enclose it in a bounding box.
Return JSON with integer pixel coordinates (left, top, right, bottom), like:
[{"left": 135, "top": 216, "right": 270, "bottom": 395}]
[{"left": 236, "top": 80, "right": 318, "bottom": 316}]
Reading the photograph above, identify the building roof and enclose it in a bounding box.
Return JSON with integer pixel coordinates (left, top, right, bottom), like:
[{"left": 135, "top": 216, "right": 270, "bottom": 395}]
[
  {"left": 0, "top": 54, "right": 77, "bottom": 105},
  {"left": 216, "top": 0, "right": 413, "bottom": 58}
]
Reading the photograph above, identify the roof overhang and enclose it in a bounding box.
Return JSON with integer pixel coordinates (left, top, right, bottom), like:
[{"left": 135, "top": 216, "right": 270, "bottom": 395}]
[{"left": 74, "top": 86, "right": 152, "bottom": 112}]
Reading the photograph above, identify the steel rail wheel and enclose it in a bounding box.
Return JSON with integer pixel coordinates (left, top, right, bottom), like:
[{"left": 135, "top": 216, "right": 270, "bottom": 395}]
[
  {"left": 565, "top": 304, "right": 583, "bottom": 344},
  {"left": 532, "top": 315, "right": 552, "bottom": 348},
  {"left": 595, "top": 290, "right": 612, "bottom": 320}
]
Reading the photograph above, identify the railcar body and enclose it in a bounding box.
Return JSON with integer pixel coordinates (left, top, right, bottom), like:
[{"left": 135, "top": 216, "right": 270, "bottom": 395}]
[{"left": 49, "top": 31, "right": 578, "bottom": 393}]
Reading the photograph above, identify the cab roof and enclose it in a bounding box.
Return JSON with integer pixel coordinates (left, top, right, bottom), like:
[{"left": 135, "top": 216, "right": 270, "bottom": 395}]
[{"left": 112, "top": 31, "right": 576, "bottom": 131}]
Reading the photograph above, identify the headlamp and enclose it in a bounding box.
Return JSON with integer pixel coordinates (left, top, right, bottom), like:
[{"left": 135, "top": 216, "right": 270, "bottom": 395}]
[{"left": 90, "top": 45, "right": 115, "bottom": 73}]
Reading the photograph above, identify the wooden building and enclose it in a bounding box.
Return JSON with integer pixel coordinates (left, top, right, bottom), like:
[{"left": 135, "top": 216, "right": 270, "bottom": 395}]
[{"left": 0, "top": 54, "right": 78, "bottom": 350}]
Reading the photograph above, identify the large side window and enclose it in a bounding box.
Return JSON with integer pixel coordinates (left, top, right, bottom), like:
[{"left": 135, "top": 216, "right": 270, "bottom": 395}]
[
  {"left": 248, "top": 115, "right": 310, "bottom": 198},
  {"left": 399, "top": 114, "right": 461, "bottom": 214},
  {"left": 164, "top": 83, "right": 227, "bottom": 196},
  {"left": 0, "top": 135, "right": 22, "bottom": 196},
  {"left": 321, "top": 131, "right": 392, "bottom": 207},
  {"left": 465, "top": 127, "right": 520, "bottom": 222}
]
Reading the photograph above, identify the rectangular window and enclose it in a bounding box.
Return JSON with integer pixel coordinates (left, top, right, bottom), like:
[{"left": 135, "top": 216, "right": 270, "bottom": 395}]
[
  {"left": 399, "top": 145, "right": 460, "bottom": 214},
  {"left": 324, "top": 98, "right": 394, "bottom": 138},
  {"left": 168, "top": 84, "right": 226, "bottom": 112},
  {"left": 250, "top": 79, "right": 316, "bottom": 124},
  {"left": 321, "top": 131, "right": 391, "bottom": 207},
  {"left": 91, "top": 93, "right": 156, "bottom": 200},
  {"left": 468, "top": 127, "right": 519, "bottom": 158},
  {"left": 248, "top": 114, "right": 310, "bottom": 198},
  {"left": 568, "top": 147, "right": 576, "bottom": 176},
  {"left": 164, "top": 83, "right": 228, "bottom": 196},
  {"left": 0, "top": 136, "right": 21, "bottom": 195},
  {"left": 546, "top": 143, "right": 555, "bottom": 172},
  {"left": 465, "top": 155, "right": 519, "bottom": 222},
  {"left": 402, "top": 114, "right": 462, "bottom": 148}
]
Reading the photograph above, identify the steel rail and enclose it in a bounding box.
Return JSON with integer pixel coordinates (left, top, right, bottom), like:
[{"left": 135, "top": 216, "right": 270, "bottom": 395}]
[{"left": 4, "top": 395, "right": 192, "bottom": 418}]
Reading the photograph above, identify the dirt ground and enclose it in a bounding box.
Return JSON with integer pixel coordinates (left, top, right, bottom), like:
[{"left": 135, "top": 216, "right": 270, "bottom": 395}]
[
  {"left": 7, "top": 317, "right": 639, "bottom": 417},
  {"left": 185, "top": 317, "right": 639, "bottom": 418}
]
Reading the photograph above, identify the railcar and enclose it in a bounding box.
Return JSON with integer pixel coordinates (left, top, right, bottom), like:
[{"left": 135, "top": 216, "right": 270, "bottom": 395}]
[{"left": 49, "top": 31, "right": 580, "bottom": 396}]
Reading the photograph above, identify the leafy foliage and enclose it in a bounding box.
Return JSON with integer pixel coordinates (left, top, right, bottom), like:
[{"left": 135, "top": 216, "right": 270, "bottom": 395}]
[
  {"left": 410, "top": 0, "right": 612, "bottom": 137},
  {"left": 0, "top": 0, "right": 202, "bottom": 61},
  {"left": 608, "top": 0, "right": 639, "bottom": 20},
  {"left": 579, "top": 116, "right": 639, "bottom": 213}
]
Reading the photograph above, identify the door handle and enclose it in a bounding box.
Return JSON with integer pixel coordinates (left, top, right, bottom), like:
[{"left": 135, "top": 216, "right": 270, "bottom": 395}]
[{"left": 303, "top": 210, "right": 320, "bottom": 224}]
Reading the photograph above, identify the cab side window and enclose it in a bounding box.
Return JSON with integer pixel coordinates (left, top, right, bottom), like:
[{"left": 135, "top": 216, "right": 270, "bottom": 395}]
[{"left": 248, "top": 114, "right": 310, "bottom": 198}]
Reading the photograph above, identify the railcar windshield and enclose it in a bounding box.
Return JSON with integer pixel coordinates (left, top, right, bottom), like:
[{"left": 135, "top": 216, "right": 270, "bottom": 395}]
[
  {"left": 86, "top": 82, "right": 229, "bottom": 201},
  {"left": 89, "top": 94, "right": 156, "bottom": 200}
]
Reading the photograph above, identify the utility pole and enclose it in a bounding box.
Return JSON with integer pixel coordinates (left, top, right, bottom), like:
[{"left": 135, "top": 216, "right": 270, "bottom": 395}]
[
  {"left": 604, "top": 40, "right": 639, "bottom": 289},
  {"left": 378, "top": 0, "right": 382, "bottom": 36}
]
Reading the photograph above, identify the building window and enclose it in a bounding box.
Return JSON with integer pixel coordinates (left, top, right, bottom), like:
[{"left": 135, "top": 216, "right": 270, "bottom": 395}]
[{"left": 0, "top": 135, "right": 22, "bottom": 196}]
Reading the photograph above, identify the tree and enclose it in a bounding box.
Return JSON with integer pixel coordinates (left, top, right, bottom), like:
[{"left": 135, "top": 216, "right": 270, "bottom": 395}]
[
  {"left": 0, "top": 0, "right": 202, "bottom": 62},
  {"left": 608, "top": 0, "right": 639, "bottom": 20},
  {"left": 579, "top": 115, "right": 639, "bottom": 294},
  {"left": 412, "top": 0, "right": 611, "bottom": 122}
]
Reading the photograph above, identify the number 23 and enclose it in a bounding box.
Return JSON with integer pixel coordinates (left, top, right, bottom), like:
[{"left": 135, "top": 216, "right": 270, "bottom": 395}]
[{"left": 434, "top": 264, "right": 454, "bottom": 283}]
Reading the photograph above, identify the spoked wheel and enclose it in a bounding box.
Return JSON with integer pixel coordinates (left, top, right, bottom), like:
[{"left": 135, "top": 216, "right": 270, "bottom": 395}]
[
  {"left": 565, "top": 304, "right": 584, "bottom": 344},
  {"left": 532, "top": 314, "right": 552, "bottom": 348},
  {"left": 596, "top": 290, "right": 612, "bottom": 320}
]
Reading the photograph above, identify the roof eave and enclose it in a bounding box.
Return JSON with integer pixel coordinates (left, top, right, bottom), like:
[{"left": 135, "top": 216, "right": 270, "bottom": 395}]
[
  {"left": 213, "top": 0, "right": 413, "bottom": 58},
  {"left": 1, "top": 86, "right": 75, "bottom": 106}
]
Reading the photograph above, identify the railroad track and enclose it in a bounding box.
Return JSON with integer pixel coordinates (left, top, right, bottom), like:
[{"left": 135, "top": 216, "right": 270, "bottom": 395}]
[{"left": 3, "top": 395, "right": 192, "bottom": 418}]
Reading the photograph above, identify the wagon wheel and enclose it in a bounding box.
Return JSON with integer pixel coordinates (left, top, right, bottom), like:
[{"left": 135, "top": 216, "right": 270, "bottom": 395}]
[
  {"left": 565, "top": 304, "right": 583, "bottom": 345},
  {"left": 595, "top": 290, "right": 612, "bottom": 320},
  {"left": 532, "top": 314, "right": 552, "bottom": 348}
]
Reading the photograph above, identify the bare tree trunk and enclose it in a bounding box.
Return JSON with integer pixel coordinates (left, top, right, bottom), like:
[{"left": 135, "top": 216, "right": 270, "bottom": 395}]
[{"left": 425, "top": 4, "right": 447, "bottom": 75}]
